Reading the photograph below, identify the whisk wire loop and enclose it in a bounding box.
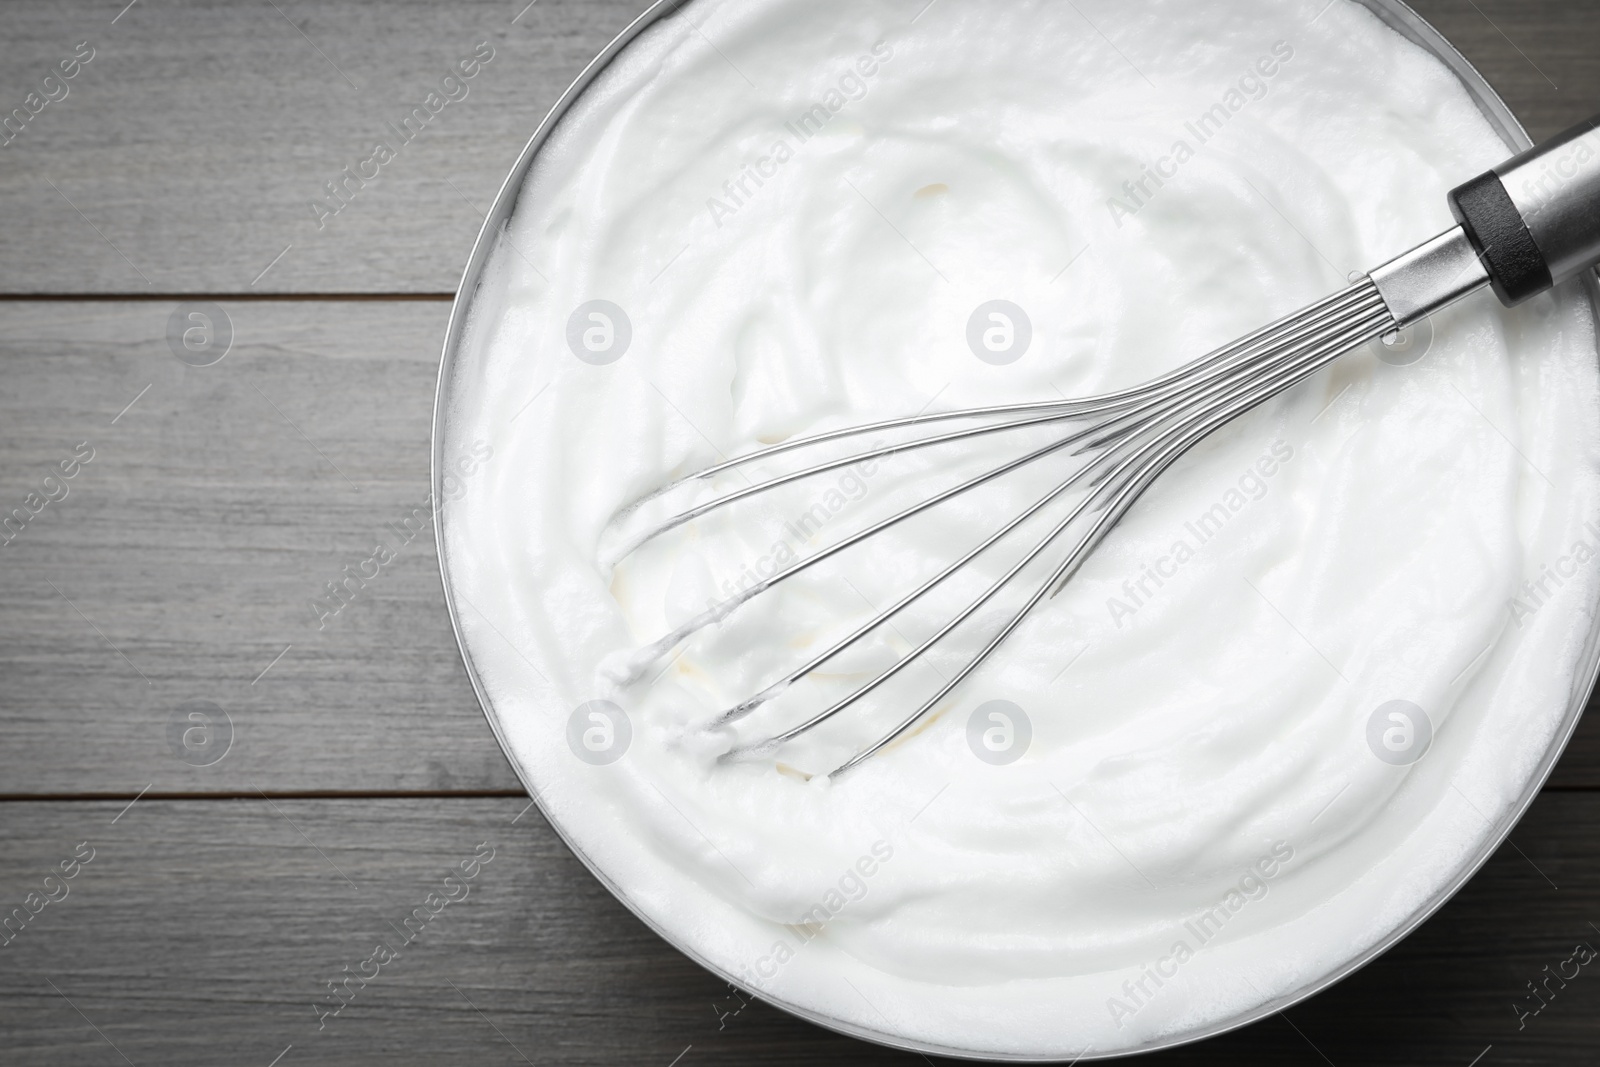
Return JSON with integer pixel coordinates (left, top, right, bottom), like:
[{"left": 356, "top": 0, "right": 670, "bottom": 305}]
[{"left": 606, "top": 278, "right": 1399, "bottom": 776}]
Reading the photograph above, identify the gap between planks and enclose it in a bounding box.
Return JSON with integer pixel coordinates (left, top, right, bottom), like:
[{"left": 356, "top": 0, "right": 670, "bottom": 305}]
[
  {"left": 1, "top": 785, "right": 1598, "bottom": 804},
  {"left": 0, "top": 292, "right": 457, "bottom": 302},
  {"left": 0, "top": 789, "right": 531, "bottom": 804}
]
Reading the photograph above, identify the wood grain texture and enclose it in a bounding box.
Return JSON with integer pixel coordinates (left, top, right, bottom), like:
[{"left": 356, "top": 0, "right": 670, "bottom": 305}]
[
  {"left": 0, "top": 794, "right": 1595, "bottom": 1066},
  {"left": 0, "top": 0, "right": 653, "bottom": 294},
  {"left": 0, "top": 299, "right": 520, "bottom": 794},
  {"left": 1406, "top": 0, "right": 1600, "bottom": 143}
]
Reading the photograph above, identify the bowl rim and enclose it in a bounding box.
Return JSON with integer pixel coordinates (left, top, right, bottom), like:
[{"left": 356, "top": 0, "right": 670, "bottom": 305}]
[{"left": 430, "top": 1, "right": 1600, "bottom": 1059}]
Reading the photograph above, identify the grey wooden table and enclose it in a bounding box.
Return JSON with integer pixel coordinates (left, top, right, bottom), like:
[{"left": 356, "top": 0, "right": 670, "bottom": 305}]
[{"left": 3, "top": 1, "right": 1599, "bottom": 1064}]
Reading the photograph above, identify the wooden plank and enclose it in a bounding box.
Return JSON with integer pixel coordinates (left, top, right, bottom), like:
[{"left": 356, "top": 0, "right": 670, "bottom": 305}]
[
  {"left": 4, "top": 297, "right": 1599, "bottom": 793},
  {"left": 0, "top": 0, "right": 653, "bottom": 294},
  {"left": 1557, "top": 709, "right": 1600, "bottom": 790},
  {"left": 0, "top": 299, "right": 520, "bottom": 794},
  {"left": 0, "top": 0, "right": 1595, "bottom": 295},
  {"left": 1407, "top": 0, "right": 1600, "bottom": 143},
  {"left": 0, "top": 793, "right": 1595, "bottom": 1064}
]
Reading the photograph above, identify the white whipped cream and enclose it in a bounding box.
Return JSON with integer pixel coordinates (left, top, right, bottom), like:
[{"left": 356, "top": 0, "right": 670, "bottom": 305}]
[{"left": 441, "top": 0, "right": 1600, "bottom": 1055}]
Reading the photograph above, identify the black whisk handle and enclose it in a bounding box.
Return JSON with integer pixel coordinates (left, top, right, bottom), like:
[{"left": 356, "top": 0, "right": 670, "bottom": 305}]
[{"left": 1449, "top": 112, "right": 1600, "bottom": 307}]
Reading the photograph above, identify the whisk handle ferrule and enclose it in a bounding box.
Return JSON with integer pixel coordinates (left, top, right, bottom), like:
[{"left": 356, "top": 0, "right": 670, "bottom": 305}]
[
  {"left": 1449, "top": 112, "right": 1600, "bottom": 307},
  {"left": 1368, "top": 226, "right": 1489, "bottom": 328}
]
